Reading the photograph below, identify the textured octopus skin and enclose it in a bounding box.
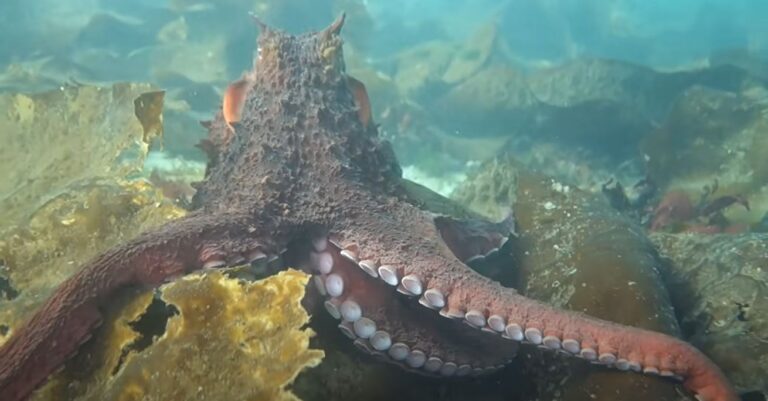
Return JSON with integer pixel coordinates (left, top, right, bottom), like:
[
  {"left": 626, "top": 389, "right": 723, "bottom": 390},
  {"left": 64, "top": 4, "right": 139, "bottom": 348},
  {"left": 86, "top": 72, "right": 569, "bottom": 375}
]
[{"left": 0, "top": 14, "right": 739, "bottom": 401}]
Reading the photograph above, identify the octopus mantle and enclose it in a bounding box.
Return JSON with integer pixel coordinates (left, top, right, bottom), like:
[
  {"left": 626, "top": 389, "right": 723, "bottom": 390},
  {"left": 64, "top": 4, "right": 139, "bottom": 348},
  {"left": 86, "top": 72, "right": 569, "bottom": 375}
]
[{"left": 0, "top": 14, "right": 738, "bottom": 401}]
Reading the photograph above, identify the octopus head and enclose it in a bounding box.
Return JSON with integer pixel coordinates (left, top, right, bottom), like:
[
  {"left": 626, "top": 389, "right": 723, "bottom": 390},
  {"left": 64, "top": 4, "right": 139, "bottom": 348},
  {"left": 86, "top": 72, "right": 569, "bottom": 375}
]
[{"left": 251, "top": 13, "right": 347, "bottom": 90}]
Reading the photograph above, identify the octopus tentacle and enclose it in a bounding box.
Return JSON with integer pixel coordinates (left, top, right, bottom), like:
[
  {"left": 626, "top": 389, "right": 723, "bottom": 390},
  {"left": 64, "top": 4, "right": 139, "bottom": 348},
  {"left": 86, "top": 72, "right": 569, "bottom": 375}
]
[
  {"left": 437, "top": 278, "right": 736, "bottom": 401},
  {"left": 324, "top": 201, "right": 739, "bottom": 401},
  {"left": 303, "top": 237, "right": 518, "bottom": 376},
  {"left": 0, "top": 212, "right": 280, "bottom": 401}
]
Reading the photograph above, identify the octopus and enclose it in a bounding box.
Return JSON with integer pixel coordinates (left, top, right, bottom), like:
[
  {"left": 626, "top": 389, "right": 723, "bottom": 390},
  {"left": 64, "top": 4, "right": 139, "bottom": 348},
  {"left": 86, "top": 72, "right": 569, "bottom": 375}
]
[{"left": 0, "top": 14, "right": 739, "bottom": 401}]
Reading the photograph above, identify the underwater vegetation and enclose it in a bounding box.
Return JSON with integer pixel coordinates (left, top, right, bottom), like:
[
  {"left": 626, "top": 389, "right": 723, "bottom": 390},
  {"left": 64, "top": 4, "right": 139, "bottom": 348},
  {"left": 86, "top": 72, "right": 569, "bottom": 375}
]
[
  {"left": 0, "top": 83, "right": 164, "bottom": 226},
  {"left": 0, "top": 83, "right": 170, "bottom": 333},
  {"left": 31, "top": 270, "right": 322, "bottom": 401}
]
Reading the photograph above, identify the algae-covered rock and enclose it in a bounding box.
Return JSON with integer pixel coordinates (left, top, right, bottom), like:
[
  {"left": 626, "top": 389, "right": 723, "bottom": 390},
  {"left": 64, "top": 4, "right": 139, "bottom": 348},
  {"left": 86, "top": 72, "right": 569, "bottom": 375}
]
[
  {"left": 451, "top": 156, "right": 520, "bottom": 221},
  {"left": 454, "top": 155, "right": 689, "bottom": 401},
  {"left": 492, "top": 59, "right": 761, "bottom": 153},
  {"left": 0, "top": 83, "right": 164, "bottom": 226},
  {"left": 510, "top": 164, "right": 686, "bottom": 401},
  {"left": 393, "top": 41, "right": 457, "bottom": 98},
  {"left": 527, "top": 58, "right": 662, "bottom": 118},
  {"left": 434, "top": 65, "right": 540, "bottom": 136},
  {"left": 441, "top": 20, "right": 510, "bottom": 85},
  {"left": 32, "top": 270, "right": 323, "bottom": 401},
  {"left": 641, "top": 85, "right": 768, "bottom": 225},
  {"left": 651, "top": 233, "right": 768, "bottom": 396}
]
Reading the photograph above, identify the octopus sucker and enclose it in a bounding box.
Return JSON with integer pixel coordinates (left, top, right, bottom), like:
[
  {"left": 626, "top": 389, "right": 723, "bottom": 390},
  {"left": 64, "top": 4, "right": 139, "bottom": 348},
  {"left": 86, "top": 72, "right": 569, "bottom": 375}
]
[{"left": 0, "top": 14, "right": 740, "bottom": 401}]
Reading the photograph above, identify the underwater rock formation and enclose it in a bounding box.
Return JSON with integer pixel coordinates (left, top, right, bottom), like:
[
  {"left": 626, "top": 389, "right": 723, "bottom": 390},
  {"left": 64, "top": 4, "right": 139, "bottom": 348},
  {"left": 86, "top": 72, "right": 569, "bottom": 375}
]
[
  {"left": 440, "top": 20, "right": 511, "bottom": 85},
  {"left": 428, "top": 52, "right": 765, "bottom": 161},
  {"left": 641, "top": 85, "right": 768, "bottom": 226},
  {"left": 652, "top": 232, "right": 768, "bottom": 397},
  {"left": 524, "top": 58, "right": 752, "bottom": 121},
  {"left": 434, "top": 65, "right": 540, "bottom": 137},
  {"left": 392, "top": 19, "right": 511, "bottom": 100},
  {"left": 392, "top": 40, "right": 457, "bottom": 98}
]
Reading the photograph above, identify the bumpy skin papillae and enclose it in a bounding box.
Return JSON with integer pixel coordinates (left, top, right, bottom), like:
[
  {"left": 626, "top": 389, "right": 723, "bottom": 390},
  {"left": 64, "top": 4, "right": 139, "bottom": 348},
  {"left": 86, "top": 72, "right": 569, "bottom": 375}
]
[{"left": 0, "top": 14, "right": 738, "bottom": 401}]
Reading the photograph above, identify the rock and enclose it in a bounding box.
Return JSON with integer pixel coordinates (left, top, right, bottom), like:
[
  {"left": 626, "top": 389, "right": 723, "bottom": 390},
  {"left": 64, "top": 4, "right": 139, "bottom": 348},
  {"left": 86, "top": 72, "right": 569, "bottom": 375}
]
[
  {"left": 434, "top": 57, "right": 763, "bottom": 153},
  {"left": 525, "top": 59, "right": 758, "bottom": 152},
  {"left": 651, "top": 232, "right": 768, "bottom": 397},
  {"left": 433, "top": 64, "right": 542, "bottom": 136},
  {"left": 392, "top": 40, "right": 457, "bottom": 99},
  {"left": 709, "top": 49, "right": 768, "bottom": 82},
  {"left": 641, "top": 85, "right": 768, "bottom": 225},
  {"left": 441, "top": 20, "right": 512, "bottom": 85},
  {"left": 527, "top": 58, "right": 663, "bottom": 120}
]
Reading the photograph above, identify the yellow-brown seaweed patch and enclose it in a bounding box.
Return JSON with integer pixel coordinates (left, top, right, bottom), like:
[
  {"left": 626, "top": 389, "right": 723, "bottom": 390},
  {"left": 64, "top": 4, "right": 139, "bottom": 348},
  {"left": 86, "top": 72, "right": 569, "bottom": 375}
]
[
  {"left": 0, "top": 82, "right": 174, "bottom": 343},
  {"left": 0, "top": 83, "right": 164, "bottom": 227},
  {"left": 33, "top": 270, "right": 322, "bottom": 401},
  {"left": 0, "top": 180, "right": 185, "bottom": 342}
]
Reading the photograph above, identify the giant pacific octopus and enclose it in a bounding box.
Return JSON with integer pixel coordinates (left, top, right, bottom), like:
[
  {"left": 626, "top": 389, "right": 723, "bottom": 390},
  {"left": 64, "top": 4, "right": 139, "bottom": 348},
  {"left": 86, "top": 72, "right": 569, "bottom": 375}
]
[{"left": 0, "top": 15, "right": 739, "bottom": 401}]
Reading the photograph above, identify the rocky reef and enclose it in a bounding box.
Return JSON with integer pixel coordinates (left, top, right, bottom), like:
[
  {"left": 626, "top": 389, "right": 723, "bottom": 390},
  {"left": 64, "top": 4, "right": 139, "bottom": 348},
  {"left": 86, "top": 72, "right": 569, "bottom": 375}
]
[
  {"left": 652, "top": 233, "right": 768, "bottom": 397},
  {"left": 642, "top": 85, "right": 768, "bottom": 227}
]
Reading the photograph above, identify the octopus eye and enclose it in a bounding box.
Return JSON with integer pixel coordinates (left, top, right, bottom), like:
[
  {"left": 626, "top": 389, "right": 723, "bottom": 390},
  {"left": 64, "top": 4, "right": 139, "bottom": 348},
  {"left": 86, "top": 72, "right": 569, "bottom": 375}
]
[{"left": 256, "top": 46, "right": 263, "bottom": 61}]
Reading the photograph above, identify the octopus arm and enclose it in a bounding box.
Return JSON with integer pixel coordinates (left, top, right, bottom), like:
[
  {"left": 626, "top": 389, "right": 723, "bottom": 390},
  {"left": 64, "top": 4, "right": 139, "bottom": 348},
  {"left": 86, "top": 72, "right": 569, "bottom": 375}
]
[
  {"left": 0, "top": 211, "right": 277, "bottom": 401},
  {"left": 328, "top": 202, "right": 739, "bottom": 401},
  {"left": 428, "top": 264, "right": 740, "bottom": 401},
  {"left": 498, "top": 291, "right": 740, "bottom": 401}
]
